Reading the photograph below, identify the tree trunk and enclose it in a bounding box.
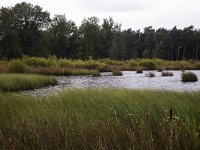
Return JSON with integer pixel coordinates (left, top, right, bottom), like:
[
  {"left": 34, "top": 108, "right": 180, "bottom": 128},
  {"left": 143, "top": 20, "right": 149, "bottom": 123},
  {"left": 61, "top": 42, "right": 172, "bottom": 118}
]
[
  {"left": 177, "top": 47, "right": 180, "bottom": 60},
  {"left": 182, "top": 42, "right": 187, "bottom": 60},
  {"left": 196, "top": 43, "right": 199, "bottom": 60},
  {"left": 170, "top": 41, "right": 173, "bottom": 60}
]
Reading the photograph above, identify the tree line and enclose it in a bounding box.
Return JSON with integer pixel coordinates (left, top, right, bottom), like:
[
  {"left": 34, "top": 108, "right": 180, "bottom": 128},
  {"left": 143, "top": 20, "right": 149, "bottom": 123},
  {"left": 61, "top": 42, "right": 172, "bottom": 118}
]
[{"left": 0, "top": 2, "right": 200, "bottom": 60}]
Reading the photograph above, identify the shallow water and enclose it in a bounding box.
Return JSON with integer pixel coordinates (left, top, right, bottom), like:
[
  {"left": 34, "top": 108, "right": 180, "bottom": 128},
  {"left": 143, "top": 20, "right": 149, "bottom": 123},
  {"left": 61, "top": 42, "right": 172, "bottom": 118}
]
[{"left": 23, "top": 70, "right": 200, "bottom": 96}]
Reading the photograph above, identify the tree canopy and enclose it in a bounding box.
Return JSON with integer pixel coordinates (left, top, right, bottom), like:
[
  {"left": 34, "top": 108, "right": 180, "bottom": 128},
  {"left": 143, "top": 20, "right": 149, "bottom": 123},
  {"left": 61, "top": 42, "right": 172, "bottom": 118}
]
[{"left": 1, "top": 2, "right": 200, "bottom": 60}]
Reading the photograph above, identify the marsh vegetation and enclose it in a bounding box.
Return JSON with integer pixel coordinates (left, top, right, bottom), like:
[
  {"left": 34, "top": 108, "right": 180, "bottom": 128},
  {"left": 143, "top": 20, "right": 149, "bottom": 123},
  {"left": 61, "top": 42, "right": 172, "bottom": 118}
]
[
  {"left": 182, "top": 72, "right": 198, "bottom": 82},
  {"left": 0, "top": 56, "right": 200, "bottom": 76},
  {"left": 0, "top": 89, "right": 200, "bottom": 149},
  {"left": 0, "top": 74, "right": 57, "bottom": 91},
  {"left": 1, "top": 1, "right": 200, "bottom": 150}
]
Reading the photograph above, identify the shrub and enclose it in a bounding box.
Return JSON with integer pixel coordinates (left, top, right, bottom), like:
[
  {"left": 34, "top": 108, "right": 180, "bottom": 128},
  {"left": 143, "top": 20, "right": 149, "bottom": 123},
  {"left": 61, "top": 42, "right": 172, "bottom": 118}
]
[
  {"left": 161, "top": 71, "right": 173, "bottom": 76},
  {"left": 139, "top": 60, "right": 156, "bottom": 70},
  {"left": 182, "top": 72, "right": 198, "bottom": 82},
  {"left": 8, "top": 60, "right": 26, "bottom": 73},
  {"left": 145, "top": 72, "right": 156, "bottom": 77},
  {"left": 112, "top": 70, "right": 123, "bottom": 76}
]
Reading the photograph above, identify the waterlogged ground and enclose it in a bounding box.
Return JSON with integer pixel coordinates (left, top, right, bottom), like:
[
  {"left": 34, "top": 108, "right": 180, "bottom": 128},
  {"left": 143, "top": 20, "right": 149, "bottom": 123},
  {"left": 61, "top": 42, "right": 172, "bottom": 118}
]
[{"left": 23, "top": 70, "right": 200, "bottom": 96}]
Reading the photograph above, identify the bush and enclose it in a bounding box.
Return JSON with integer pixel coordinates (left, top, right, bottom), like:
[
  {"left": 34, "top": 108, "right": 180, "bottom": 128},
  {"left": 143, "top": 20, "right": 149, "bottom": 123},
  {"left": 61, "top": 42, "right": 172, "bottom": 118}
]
[
  {"left": 145, "top": 72, "right": 156, "bottom": 77},
  {"left": 8, "top": 60, "right": 26, "bottom": 73},
  {"left": 139, "top": 60, "right": 156, "bottom": 70},
  {"left": 112, "top": 70, "right": 123, "bottom": 76},
  {"left": 182, "top": 72, "right": 198, "bottom": 82},
  {"left": 161, "top": 71, "right": 173, "bottom": 76}
]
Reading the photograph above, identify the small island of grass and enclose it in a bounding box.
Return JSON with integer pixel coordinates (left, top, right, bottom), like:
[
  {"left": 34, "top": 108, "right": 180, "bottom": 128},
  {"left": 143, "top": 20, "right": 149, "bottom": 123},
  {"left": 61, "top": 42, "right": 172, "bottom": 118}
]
[{"left": 0, "top": 74, "right": 57, "bottom": 91}]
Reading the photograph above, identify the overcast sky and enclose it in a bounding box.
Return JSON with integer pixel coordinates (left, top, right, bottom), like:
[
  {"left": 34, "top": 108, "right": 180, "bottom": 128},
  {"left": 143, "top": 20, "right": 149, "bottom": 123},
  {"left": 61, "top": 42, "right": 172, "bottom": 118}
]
[{"left": 1, "top": 0, "right": 200, "bottom": 30}]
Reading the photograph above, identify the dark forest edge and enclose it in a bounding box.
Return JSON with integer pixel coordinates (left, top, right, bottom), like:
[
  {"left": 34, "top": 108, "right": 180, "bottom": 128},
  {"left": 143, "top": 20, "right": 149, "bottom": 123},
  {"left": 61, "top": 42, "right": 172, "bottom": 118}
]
[{"left": 1, "top": 2, "right": 200, "bottom": 60}]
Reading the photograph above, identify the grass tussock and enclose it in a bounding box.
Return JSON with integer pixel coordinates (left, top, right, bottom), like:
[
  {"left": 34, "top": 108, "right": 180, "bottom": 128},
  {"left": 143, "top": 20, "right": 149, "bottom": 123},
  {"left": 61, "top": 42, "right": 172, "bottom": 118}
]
[
  {"left": 157, "top": 67, "right": 164, "bottom": 72},
  {"left": 0, "top": 74, "right": 57, "bottom": 91},
  {"left": 161, "top": 71, "right": 174, "bottom": 76},
  {"left": 182, "top": 72, "right": 198, "bottom": 82},
  {"left": 145, "top": 72, "right": 156, "bottom": 77},
  {"left": 0, "top": 89, "right": 200, "bottom": 149},
  {"left": 136, "top": 67, "right": 143, "bottom": 73},
  {"left": 112, "top": 70, "right": 123, "bottom": 76},
  {"left": 91, "top": 70, "right": 101, "bottom": 77}
]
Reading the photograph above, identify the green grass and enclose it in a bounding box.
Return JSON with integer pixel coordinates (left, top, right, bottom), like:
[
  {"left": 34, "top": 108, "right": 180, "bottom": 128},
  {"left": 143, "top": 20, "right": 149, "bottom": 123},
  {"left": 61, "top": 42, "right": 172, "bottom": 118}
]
[
  {"left": 0, "top": 89, "right": 200, "bottom": 149},
  {"left": 27, "top": 66, "right": 100, "bottom": 76},
  {"left": 0, "top": 74, "right": 57, "bottom": 91}
]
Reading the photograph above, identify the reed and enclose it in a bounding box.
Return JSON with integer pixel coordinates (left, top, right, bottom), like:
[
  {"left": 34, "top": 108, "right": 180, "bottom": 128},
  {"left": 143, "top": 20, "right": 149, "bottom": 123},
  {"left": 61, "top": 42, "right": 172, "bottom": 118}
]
[
  {"left": 1, "top": 56, "right": 200, "bottom": 76},
  {"left": 0, "top": 74, "right": 57, "bottom": 91},
  {"left": 0, "top": 89, "right": 200, "bottom": 149}
]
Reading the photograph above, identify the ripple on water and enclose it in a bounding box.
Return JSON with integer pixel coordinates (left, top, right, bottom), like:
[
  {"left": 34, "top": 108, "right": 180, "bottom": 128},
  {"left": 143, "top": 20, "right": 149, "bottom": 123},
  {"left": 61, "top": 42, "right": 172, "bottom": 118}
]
[{"left": 22, "top": 71, "right": 200, "bottom": 97}]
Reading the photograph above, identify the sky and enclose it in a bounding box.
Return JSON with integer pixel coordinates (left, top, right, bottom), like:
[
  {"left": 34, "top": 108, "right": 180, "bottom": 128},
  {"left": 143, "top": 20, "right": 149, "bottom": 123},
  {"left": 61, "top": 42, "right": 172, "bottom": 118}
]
[{"left": 1, "top": 0, "right": 200, "bottom": 30}]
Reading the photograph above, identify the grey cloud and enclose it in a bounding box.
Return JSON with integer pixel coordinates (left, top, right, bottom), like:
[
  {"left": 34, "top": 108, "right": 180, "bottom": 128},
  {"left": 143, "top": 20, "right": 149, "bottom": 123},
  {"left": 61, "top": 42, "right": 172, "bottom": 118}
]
[{"left": 79, "top": 0, "right": 150, "bottom": 12}]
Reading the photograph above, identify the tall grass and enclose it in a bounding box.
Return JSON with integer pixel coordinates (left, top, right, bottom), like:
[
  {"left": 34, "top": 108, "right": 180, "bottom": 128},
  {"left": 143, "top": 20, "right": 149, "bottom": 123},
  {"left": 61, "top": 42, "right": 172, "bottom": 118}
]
[
  {"left": 0, "top": 89, "right": 200, "bottom": 149},
  {"left": 1, "top": 56, "right": 200, "bottom": 75},
  {"left": 8, "top": 60, "right": 26, "bottom": 73},
  {"left": 0, "top": 74, "right": 57, "bottom": 91}
]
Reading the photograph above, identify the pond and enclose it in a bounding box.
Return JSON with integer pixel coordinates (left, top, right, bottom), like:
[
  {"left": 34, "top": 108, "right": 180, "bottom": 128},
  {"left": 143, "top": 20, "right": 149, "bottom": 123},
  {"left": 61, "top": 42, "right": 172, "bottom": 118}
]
[{"left": 23, "top": 70, "right": 200, "bottom": 96}]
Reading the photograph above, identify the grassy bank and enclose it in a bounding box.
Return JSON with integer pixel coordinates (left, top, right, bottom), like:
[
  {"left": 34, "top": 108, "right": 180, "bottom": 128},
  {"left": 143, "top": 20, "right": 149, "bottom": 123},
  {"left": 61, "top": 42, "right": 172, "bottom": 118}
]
[
  {"left": 0, "top": 74, "right": 57, "bottom": 91},
  {"left": 0, "top": 56, "right": 200, "bottom": 75},
  {"left": 0, "top": 89, "right": 200, "bottom": 149}
]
